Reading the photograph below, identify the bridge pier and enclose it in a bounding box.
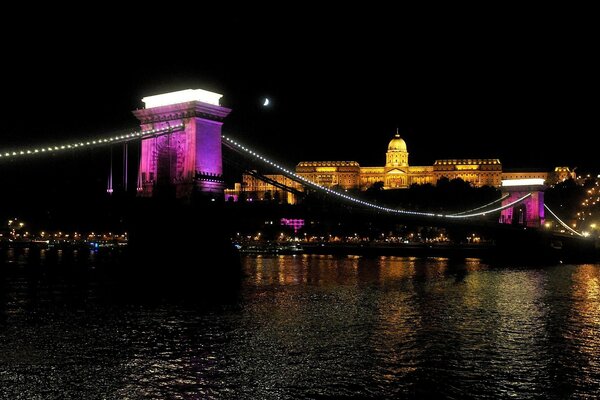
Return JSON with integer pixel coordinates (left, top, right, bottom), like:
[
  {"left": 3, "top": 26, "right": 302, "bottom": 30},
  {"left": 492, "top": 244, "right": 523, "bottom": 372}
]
[
  {"left": 133, "top": 89, "right": 231, "bottom": 200},
  {"left": 499, "top": 179, "right": 545, "bottom": 228}
]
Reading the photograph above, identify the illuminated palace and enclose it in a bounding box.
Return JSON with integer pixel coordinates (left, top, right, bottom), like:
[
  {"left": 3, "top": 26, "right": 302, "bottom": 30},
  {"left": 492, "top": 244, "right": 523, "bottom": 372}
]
[{"left": 226, "top": 132, "right": 574, "bottom": 203}]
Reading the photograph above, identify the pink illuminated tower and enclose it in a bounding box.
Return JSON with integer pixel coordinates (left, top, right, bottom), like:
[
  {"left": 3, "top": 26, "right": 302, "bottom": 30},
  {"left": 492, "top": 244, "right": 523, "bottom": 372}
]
[
  {"left": 499, "top": 178, "right": 546, "bottom": 228},
  {"left": 133, "top": 89, "right": 231, "bottom": 199}
]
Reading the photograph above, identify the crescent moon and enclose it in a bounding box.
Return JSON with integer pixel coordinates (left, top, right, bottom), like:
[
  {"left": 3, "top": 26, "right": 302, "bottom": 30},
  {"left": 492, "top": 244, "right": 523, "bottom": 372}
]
[{"left": 263, "top": 98, "right": 270, "bottom": 106}]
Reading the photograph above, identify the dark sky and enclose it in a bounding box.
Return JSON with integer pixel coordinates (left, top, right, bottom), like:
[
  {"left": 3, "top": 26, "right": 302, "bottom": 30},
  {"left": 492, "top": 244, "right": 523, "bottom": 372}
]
[{"left": 2, "top": 11, "right": 597, "bottom": 173}]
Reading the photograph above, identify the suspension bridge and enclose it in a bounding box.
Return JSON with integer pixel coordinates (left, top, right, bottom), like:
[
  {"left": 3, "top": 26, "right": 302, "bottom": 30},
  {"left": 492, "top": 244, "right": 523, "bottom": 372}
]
[{"left": 0, "top": 88, "right": 594, "bottom": 260}]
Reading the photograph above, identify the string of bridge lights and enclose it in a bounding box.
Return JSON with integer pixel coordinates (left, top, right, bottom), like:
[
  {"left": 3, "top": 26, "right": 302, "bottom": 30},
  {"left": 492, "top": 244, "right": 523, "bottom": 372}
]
[
  {"left": 445, "top": 193, "right": 532, "bottom": 219},
  {"left": 0, "top": 124, "right": 185, "bottom": 160},
  {"left": 449, "top": 193, "right": 510, "bottom": 216},
  {"left": 222, "top": 135, "right": 534, "bottom": 219}
]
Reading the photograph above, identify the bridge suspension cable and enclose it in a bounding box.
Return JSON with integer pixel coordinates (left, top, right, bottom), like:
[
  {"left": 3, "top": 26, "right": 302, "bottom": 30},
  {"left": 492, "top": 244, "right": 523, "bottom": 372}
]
[
  {"left": 448, "top": 193, "right": 510, "bottom": 216},
  {"left": 222, "top": 135, "right": 533, "bottom": 220},
  {"left": 544, "top": 204, "right": 583, "bottom": 237},
  {"left": 445, "top": 193, "right": 532, "bottom": 218},
  {"left": 0, "top": 124, "right": 184, "bottom": 160}
]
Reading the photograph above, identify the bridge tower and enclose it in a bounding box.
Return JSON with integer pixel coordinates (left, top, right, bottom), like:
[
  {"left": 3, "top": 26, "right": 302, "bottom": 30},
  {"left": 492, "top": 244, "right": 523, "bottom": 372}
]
[
  {"left": 499, "top": 179, "right": 545, "bottom": 228},
  {"left": 133, "top": 89, "right": 231, "bottom": 199}
]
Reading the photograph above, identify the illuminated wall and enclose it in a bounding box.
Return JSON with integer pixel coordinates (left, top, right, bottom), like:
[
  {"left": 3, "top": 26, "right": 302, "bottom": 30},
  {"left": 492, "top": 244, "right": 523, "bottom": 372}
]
[
  {"left": 408, "top": 166, "right": 434, "bottom": 185},
  {"left": 133, "top": 89, "right": 231, "bottom": 199},
  {"left": 296, "top": 161, "right": 361, "bottom": 189},
  {"left": 360, "top": 166, "right": 386, "bottom": 189},
  {"left": 433, "top": 159, "right": 502, "bottom": 187}
]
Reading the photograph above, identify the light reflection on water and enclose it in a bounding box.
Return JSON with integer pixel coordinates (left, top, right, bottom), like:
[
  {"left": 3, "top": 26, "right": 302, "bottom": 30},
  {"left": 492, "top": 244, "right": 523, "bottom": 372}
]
[{"left": 0, "top": 249, "right": 599, "bottom": 399}]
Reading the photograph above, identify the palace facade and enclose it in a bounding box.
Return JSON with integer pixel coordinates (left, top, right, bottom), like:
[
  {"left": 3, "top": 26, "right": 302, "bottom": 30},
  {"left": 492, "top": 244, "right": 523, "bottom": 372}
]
[{"left": 225, "top": 132, "right": 574, "bottom": 203}]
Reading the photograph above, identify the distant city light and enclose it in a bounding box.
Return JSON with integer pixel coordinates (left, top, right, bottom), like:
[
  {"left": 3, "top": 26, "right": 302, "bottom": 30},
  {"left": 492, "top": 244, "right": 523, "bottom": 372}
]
[
  {"left": 142, "top": 89, "right": 223, "bottom": 108},
  {"left": 502, "top": 179, "right": 545, "bottom": 187}
]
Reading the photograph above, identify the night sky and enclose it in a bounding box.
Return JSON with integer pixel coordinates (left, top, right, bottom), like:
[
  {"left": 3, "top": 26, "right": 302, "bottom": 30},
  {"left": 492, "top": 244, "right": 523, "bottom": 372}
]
[{"left": 1, "top": 11, "right": 597, "bottom": 226}]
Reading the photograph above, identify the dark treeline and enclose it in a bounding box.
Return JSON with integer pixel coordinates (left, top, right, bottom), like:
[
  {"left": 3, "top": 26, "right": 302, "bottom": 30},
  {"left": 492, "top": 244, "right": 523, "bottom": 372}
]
[{"left": 359, "top": 178, "right": 500, "bottom": 214}]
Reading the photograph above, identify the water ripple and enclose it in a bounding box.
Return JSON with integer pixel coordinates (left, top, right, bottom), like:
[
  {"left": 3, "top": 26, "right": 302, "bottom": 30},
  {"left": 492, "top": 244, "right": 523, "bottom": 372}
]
[{"left": 0, "top": 250, "right": 599, "bottom": 399}]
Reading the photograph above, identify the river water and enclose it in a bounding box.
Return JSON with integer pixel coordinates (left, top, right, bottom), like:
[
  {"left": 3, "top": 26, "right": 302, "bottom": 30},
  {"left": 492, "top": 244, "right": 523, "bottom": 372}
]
[{"left": 1, "top": 249, "right": 599, "bottom": 399}]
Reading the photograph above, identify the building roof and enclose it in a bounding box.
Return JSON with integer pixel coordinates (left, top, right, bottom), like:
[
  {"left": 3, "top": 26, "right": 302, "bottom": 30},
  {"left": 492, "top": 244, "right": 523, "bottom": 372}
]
[
  {"left": 297, "top": 161, "right": 360, "bottom": 167},
  {"left": 433, "top": 159, "right": 501, "bottom": 165},
  {"left": 388, "top": 133, "right": 407, "bottom": 152}
]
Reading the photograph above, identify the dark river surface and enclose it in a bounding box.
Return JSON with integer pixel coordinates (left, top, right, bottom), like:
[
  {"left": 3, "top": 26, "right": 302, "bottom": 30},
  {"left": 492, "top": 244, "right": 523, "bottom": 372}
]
[{"left": 1, "top": 248, "right": 599, "bottom": 399}]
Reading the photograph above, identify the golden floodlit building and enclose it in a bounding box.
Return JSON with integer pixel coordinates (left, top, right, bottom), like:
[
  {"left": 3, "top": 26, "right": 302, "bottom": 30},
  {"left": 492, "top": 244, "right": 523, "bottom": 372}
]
[{"left": 225, "top": 132, "right": 575, "bottom": 203}]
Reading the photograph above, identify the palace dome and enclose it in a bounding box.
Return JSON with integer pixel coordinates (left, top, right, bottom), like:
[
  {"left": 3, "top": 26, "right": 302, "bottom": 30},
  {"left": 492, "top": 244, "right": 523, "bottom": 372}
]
[{"left": 388, "top": 133, "right": 407, "bottom": 152}]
